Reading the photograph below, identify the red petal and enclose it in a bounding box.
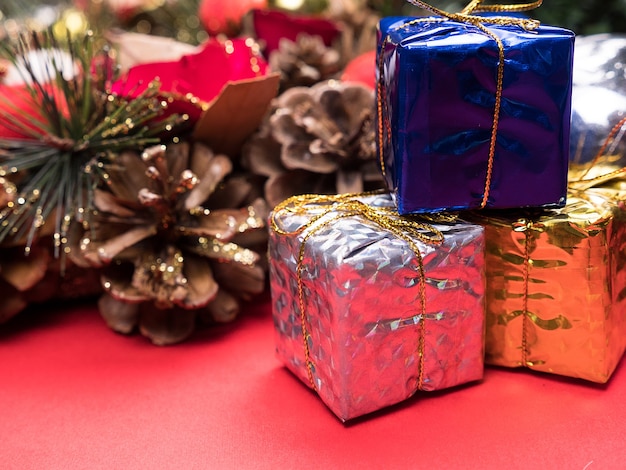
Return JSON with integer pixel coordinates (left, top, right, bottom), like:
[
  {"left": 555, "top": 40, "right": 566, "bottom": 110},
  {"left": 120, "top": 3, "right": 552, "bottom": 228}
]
[
  {"left": 112, "top": 38, "right": 270, "bottom": 122},
  {"left": 251, "top": 9, "right": 341, "bottom": 56},
  {"left": 199, "top": 0, "right": 268, "bottom": 36}
]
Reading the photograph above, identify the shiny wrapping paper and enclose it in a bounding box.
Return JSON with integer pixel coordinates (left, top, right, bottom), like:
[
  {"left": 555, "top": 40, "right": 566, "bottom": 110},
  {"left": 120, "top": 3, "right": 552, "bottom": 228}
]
[
  {"left": 268, "top": 193, "right": 485, "bottom": 421},
  {"left": 571, "top": 34, "right": 626, "bottom": 164},
  {"left": 471, "top": 169, "right": 626, "bottom": 382},
  {"left": 376, "top": 16, "right": 574, "bottom": 213}
]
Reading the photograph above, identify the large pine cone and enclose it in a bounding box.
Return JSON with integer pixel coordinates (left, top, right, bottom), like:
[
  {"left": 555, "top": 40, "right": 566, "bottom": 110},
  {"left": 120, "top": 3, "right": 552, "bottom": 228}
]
[
  {"left": 242, "top": 80, "right": 385, "bottom": 208},
  {"left": 75, "top": 141, "right": 268, "bottom": 345}
]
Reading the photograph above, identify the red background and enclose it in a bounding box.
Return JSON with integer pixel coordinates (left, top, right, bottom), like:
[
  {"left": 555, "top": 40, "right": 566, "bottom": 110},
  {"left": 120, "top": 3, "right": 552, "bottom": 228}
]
[{"left": 2, "top": 295, "right": 625, "bottom": 469}]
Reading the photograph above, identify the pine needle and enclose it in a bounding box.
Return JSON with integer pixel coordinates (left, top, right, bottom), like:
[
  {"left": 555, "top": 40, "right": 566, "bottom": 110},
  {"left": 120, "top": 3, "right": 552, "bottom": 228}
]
[{"left": 0, "top": 28, "right": 189, "bottom": 266}]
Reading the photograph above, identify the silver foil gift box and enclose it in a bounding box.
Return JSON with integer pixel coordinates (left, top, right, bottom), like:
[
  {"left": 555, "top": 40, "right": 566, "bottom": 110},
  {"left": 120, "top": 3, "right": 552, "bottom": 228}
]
[{"left": 268, "top": 192, "right": 485, "bottom": 421}]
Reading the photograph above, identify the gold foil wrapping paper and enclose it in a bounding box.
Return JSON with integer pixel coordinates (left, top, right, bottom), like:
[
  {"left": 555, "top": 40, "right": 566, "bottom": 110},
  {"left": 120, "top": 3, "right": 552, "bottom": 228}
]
[{"left": 473, "top": 168, "right": 626, "bottom": 382}]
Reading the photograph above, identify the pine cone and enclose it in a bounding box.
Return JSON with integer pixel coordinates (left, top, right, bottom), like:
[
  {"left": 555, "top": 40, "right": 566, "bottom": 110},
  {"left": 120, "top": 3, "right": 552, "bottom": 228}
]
[
  {"left": 0, "top": 177, "right": 101, "bottom": 323},
  {"left": 326, "top": 0, "right": 380, "bottom": 64},
  {"left": 242, "top": 80, "right": 384, "bottom": 208},
  {"left": 78, "top": 141, "right": 268, "bottom": 345},
  {"left": 0, "top": 243, "right": 50, "bottom": 324},
  {"left": 269, "top": 33, "right": 342, "bottom": 92},
  {"left": 0, "top": 177, "right": 41, "bottom": 323}
]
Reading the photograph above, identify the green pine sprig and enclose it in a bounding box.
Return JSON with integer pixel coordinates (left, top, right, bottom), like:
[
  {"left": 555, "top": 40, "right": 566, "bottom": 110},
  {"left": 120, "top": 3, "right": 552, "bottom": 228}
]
[{"left": 0, "top": 28, "right": 189, "bottom": 260}]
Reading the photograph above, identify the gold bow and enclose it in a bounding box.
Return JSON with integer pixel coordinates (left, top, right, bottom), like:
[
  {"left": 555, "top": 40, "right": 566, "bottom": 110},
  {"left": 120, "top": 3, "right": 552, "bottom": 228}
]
[
  {"left": 404, "top": 0, "right": 542, "bottom": 29},
  {"left": 271, "top": 191, "right": 444, "bottom": 391},
  {"left": 378, "top": 0, "right": 543, "bottom": 209}
]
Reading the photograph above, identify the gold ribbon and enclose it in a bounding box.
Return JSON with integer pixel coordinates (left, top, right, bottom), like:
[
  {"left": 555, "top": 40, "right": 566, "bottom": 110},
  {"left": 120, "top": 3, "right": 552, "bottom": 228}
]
[
  {"left": 510, "top": 218, "right": 571, "bottom": 365},
  {"left": 377, "top": 0, "right": 542, "bottom": 209},
  {"left": 270, "top": 191, "right": 444, "bottom": 392}
]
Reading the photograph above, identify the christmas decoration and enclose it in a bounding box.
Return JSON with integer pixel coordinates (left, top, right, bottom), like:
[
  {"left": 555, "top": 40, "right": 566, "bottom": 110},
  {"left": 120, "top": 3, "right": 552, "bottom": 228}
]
[
  {"left": 570, "top": 34, "right": 626, "bottom": 164},
  {"left": 249, "top": 8, "right": 341, "bottom": 56},
  {"left": 93, "top": 0, "right": 208, "bottom": 45},
  {"left": 340, "top": 50, "right": 376, "bottom": 89},
  {"left": 105, "top": 29, "right": 199, "bottom": 72},
  {"left": 75, "top": 142, "right": 268, "bottom": 345},
  {"left": 269, "top": 33, "right": 341, "bottom": 91},
  {"left": 377, "top": 7, "right": 574, "bottom": 213},
  {"left": 199, "top": 0, "right": 268, "bottom": 36},
  {"left": 111, "top": 36, "right": 271, "bottom": 123},
  {"left": 0, "top": 27, "right": 188, "bottom": 324},
  {"left": 0, "top": 241, "right": 52, "bottom": 324},
  {"left": 325, "top": 0, "right": 380, "bottom": 65},
  {"left": 242, "top": 80, "right": 384, "bottom": 208},
  {"left": 0, "top": 29, "right": 186, "bottom": 262},
  {"left": 2, "top": 0, "right": 624, "bottom": 352},
  {"left": 0, "top": 177, "right": 101, "bottom": 323},
  {"left": 470, "top": 151, "right": 626, "bottom": 383},
  {"left": 269, "top": 191, "right": 485, "bottom": 421}
]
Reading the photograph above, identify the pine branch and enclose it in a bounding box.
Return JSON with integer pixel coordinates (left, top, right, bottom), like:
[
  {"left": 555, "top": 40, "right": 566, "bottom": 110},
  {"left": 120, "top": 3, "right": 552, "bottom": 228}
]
[{"left": 0, "top": 28, "right": 189, "bottom": 264}]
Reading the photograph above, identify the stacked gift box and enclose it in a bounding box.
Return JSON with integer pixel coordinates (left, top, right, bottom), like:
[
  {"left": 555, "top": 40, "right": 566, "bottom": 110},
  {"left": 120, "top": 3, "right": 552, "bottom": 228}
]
[{"left": 268, "top": 0, "right": 626, "bottom": 421}]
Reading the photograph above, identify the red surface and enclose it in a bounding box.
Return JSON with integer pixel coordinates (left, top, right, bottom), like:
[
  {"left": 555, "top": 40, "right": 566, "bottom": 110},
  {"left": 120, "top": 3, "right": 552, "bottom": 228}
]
[{"left": 2, "top": 296, "right": 626, "bottom": 469}]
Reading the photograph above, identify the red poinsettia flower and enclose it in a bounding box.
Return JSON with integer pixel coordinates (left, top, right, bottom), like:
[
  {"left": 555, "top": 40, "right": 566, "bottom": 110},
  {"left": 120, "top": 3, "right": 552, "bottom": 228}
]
[
  {"left": 111, "top": 37, "right": 270, "bottom": 122},
  {"left": 250, "top": 9, "right": 342, "bottom": 56},
  {"left": 199, "top": 0, "right": 268, "bottom": 36}
]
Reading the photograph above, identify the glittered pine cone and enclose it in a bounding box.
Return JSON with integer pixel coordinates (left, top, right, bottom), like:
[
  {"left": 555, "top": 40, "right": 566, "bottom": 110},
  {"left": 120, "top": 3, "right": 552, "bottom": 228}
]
[
  {"left": 0, "top": 177, "right": 101, "bottom": 323},
  {"left": 269, "top": 33, "right": 342, "bottom": 92},
  {"left": 0, "top": 242, "right": 50, "bottom": 324},
  {"left": 0, "top": 176, "right": 46, "bottom": 322},
  {"left": 78, "top": 141, "right": 268, "bottom": 345},
  {"left": 242, "top": 80, "right": 384, "bottom": 208}
]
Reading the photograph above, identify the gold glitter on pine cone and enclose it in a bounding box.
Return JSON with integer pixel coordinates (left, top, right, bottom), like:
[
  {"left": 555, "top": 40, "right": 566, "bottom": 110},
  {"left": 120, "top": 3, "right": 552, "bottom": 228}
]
[
  {"left": 269, "top": 33, "right": 342, "bottom": 92},
  {"left": 0, "top": 177, "right": 101, "bottom": 323},
  {"left": 242, "top": 80, "right": 384, "bottom": 208},
  {"left": 0, "top": 176, "right": 16, "bottom": 208},
  {"left": 78, "top": 141, "right": 268, "bottom": 345},
  {"left": 0, "top": 242, "right": 50, "bottom": 323},
  {"left": 0, "top": 176, "right": 40, "bottom": 322}
]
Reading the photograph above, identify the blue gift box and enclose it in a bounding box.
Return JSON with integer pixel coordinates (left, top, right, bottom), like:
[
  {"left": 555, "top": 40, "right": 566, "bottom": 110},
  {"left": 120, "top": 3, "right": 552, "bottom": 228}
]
[{"left": 376, "top": 15, "right": 575, "bottom": 213}]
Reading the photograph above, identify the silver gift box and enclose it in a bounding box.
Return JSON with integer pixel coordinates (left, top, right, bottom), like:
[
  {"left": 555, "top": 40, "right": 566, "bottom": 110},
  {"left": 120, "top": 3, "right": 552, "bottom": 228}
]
[{"left": 268, "top": 193, "right": 485, "bottom": 421}]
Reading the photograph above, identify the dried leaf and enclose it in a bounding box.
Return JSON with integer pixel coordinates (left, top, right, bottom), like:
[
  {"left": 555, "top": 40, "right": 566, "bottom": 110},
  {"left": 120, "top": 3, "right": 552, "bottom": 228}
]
[{"left": 193, "top": 74, "right": 280, "bottom": 157}]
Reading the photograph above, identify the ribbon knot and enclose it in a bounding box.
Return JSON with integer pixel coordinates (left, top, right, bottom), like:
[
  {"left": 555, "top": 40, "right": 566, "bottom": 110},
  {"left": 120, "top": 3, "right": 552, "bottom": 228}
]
[
  {"left": 271, "top": 191, "right": 444, "bottom": 392},
  {"left": 512, "top": 219, "right": 545, "bottom": 233},
  {"left": 272, "top": 192, "right": 444, "bottom": 245},
  {"left": 405, "top": 0, "right": 542, "bottom": 30}
]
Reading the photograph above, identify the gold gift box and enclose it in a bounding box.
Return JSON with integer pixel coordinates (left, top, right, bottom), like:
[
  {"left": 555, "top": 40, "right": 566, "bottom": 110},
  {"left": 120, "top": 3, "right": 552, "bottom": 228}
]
[{"left": 471, "top": 165, "right": 626, "bottom": 382}]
